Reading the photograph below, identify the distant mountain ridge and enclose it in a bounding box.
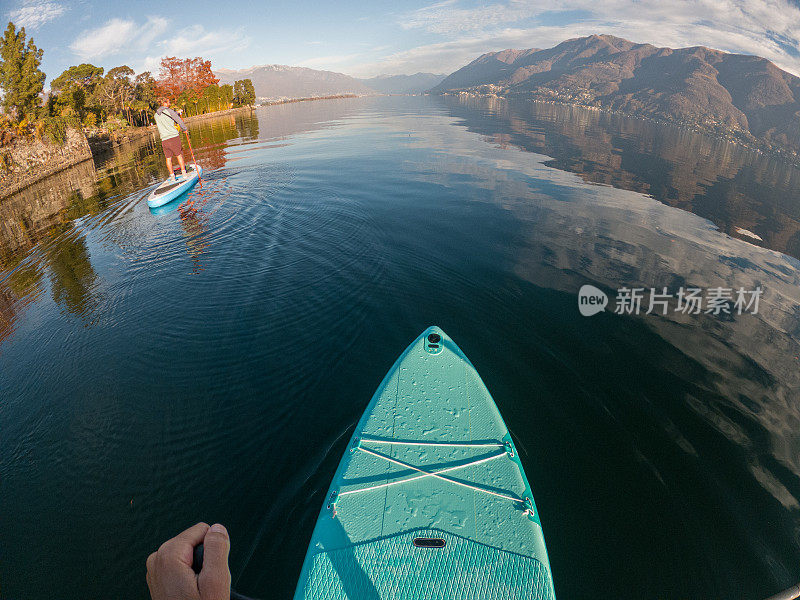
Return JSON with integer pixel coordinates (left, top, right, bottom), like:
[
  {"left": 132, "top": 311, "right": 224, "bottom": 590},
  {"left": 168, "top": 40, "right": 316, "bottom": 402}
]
[
  {"left": 215, "top": 65, "right": 374, "bottom": 100},
  {"left": 215, "top": 65, "right": 448, "bottom": 100},
  {"left": 432, "top": 35, "right": 800, "bottom": 155},
  {"left": 357, "top": 73, "right": 447, "bottom": 94}
]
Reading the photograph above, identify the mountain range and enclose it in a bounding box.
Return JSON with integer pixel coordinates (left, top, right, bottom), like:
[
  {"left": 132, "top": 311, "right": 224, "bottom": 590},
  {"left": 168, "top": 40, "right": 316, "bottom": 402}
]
[
  {"left": 215, "top": 66, "right": 444, "bottom": 99},
  {"left": 215, "top": 65, "right": 374, "bottom": 100},
  {"left": 357, "top": 73, "right": 447, "bottom": 94},
  {"left": 432, "top": 34, "right": 800, "bottom": 155}
]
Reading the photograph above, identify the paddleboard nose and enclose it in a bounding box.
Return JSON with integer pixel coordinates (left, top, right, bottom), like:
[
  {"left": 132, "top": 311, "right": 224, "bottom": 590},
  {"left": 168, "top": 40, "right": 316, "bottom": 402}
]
[{"left": 422, "top": 325, "right": 445, "bottom": 338}]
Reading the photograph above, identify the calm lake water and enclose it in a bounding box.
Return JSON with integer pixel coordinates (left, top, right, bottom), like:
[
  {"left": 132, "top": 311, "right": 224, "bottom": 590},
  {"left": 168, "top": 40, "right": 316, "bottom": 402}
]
[{"left": 1, "top": 96, "right": 799, "bottom": 600}]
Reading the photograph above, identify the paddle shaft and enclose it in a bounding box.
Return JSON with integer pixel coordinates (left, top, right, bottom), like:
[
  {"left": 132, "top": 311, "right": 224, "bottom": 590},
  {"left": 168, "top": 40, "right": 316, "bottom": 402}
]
[{"left": 184, "top": 129, "right": 201, "bottom": 181}]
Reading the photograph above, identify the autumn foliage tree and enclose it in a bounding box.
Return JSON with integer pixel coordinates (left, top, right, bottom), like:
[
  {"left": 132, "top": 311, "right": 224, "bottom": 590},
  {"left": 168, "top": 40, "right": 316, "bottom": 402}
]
[{"left": 156, "top": 56, "right": 218, "bottom": 105}]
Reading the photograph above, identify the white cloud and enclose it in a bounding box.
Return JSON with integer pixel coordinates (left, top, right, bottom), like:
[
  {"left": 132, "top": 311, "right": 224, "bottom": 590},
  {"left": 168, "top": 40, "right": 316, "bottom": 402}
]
[
  {"left": 70, "top": 18, "right": 137, "bottom": 59},
  {"left": 400, "top": 0, "right": 539, "bottom": 34},
  {"left": 158, "top": 24, "right": 250, "bottom": 58},
  {"left": 70, "top": 17, "right": 169, "bottom": 60},
  {"left": 69, "top": 18, "right": 249, "bottom": 76},
  {"left": 350, "top": 28, "right": 548, "bottom": 77},
  {"left": 137, "top": 17, "right": 169, "bottom": 50},
  {"left": 387, "top": 0, "right": 800, "bottom": 76},
  {"left": 9, "top": 0, "right": 66, "bottom": 29}
]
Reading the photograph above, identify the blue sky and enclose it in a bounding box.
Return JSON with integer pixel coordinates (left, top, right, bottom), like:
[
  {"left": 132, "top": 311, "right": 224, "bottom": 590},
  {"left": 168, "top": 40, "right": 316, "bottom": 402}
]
[{"left": 6, "top": 0, "right": 800, "bottom": 85}]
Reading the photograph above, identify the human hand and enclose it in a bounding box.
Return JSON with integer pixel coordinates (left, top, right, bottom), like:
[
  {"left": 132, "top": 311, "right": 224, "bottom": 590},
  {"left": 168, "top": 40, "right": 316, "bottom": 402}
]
[{"left": 146, "top": 522, "right": 231, "bottom": 600}]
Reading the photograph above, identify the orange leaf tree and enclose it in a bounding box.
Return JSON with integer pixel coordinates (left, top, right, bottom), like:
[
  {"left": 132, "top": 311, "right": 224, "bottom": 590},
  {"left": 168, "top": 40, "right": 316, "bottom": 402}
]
[{"left": 156, "top": 56, "right": 219, "bottom": 104}]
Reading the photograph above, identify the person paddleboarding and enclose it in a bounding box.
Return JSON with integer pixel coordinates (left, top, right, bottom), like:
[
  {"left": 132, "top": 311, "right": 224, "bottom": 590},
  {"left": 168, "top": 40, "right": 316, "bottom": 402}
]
[{"left": 154, "top": 97, "right": 189, "bottom": 181}]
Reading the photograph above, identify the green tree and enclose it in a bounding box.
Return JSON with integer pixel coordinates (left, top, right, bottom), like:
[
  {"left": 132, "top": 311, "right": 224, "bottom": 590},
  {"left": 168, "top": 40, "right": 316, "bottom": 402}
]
[
  {"left": 0, "top": 22, "right": 46, "bottom": 120},
  {"left": 96, "top": 65, "right": 134, "bottom": 118},
  {"left": 132, "top": 71, "right": 157, "bottom": 125},
  {"left": 50, "top": 63, "right": 104, "bottom": 94},
  {"left": 201, "top": 83, "right": 220, "bottom": 113},
  {"left": 50, "top": 63, "right": 104, "bottom": 121},
  {"left": 233, "top": 79, "right": 255, "bottom": 107},
  {"left": 177, "top": 89, "right": 192, "bottom": 116},
  {"left": 134, "top": 71, "right": 157, "bottom": 108},
  {"left": 220, "top": 84, "right": 233, "bottom": 108},
  {"left": 242, "top": 78, "right": 255, "bottom": 106},
  {"left": 42, "top": 114, "right": 67, "bottom": 143},
  {"left": 53, "top": 85, "right": 85, "bottom": 118}
]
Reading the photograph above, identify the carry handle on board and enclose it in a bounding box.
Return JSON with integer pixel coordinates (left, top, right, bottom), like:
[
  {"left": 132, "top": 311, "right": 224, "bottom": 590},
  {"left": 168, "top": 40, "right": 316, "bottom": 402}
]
[{"left": 192, "top": 543, "right": 259, "bottom": 600}]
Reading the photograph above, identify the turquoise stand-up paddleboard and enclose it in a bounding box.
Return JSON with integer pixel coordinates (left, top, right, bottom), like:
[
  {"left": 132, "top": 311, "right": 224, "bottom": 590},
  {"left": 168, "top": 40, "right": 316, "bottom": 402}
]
[
  {"left": 294, "top": 326, "right": 556, "bottom": 600},
  {"left": 147, "top": 163, "right": 202, "bottom": 208}
]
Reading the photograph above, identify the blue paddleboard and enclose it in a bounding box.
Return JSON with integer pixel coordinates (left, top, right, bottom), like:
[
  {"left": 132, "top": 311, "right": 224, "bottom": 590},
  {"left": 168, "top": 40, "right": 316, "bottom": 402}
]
[
  {"left": 147, "top": 163, "right": 202, "bottom": 208},
  {"left": 294, "top": 326, "right": 556, "bottom": 599}
]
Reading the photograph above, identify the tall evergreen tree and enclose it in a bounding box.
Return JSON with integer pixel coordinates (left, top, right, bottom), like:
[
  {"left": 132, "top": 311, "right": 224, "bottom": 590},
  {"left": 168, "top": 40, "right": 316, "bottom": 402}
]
[
  {"left": 0, "top": 22, "right": 46, "bottom": 120},
  {"left": 233, "top": 79, "right": 256, "bottom": 106},
  {"left": 233, "top": 80, "right": 243, "bottom": 105},
  {"left": 220, "top": 84, "right": 233, "bottom": 108},
  {"left": 242, "top": 79, "right": 256, "bottom": 106}
]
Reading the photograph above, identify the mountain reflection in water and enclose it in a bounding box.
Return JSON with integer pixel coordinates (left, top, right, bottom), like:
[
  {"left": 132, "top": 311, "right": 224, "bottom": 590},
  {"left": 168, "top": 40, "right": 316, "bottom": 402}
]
[{"left": 446, "top": 96, "right": 800, "bottom": 259}]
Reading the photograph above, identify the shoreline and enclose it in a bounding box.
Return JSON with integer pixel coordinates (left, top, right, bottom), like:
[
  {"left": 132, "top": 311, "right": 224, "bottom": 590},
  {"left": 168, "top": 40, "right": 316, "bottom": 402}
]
[
  {"left": 260, "top": 94, "right": 361, "bottom": 106},
  {"left": 436, "top": 92, "right": 800, "bottom": 167},
  {"left": 85, "top": 105, "right": 255, "bottom": 155},
  {"left": 2, "top": 97, "right": 361, "bottom": 199}
]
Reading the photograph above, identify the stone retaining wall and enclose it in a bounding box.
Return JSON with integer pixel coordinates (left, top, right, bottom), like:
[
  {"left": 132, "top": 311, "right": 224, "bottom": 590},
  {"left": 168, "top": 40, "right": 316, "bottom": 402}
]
[{"left": 0, "top": 128, "right": 92, "bottom": 198}]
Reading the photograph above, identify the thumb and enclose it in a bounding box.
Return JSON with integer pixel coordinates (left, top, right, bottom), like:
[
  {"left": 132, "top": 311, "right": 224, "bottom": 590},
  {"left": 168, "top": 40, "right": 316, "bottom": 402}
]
[{"left": 198, "top": 523, "right": 231, "bottom": 600}]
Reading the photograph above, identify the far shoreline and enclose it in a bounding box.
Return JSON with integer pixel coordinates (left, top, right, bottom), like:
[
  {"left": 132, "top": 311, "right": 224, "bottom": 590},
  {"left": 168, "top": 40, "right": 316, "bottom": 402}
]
[{"left": 435, "top": 91, "right": 800, "bottom": 168}]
